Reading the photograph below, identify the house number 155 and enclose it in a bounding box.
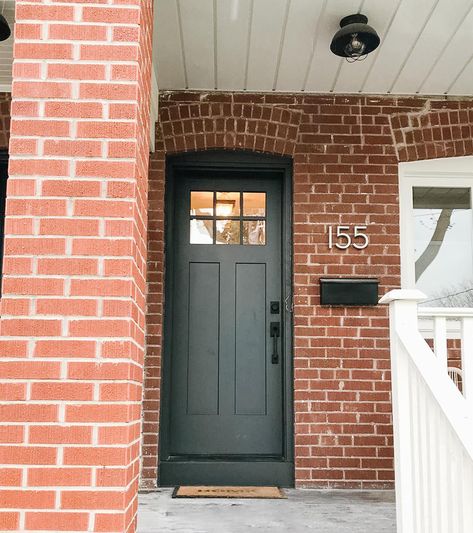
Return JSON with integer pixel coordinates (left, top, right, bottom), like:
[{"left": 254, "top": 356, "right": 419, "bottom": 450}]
[{"left": 328, "top": 225, "right": 369, "bottom": 250}]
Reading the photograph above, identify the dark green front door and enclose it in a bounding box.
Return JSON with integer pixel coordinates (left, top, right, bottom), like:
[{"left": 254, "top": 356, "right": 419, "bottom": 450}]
[{"left": 160, "top": 154, "right": 293, "bottom": 486}]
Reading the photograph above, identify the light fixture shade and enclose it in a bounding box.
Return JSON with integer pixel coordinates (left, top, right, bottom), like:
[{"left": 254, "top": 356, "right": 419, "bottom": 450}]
[
  {"left": 0, "top": 14, "right": 10, "bottom": 42},
  {"left": 330, "top": 14, "right": 379, "bottom": 59}
]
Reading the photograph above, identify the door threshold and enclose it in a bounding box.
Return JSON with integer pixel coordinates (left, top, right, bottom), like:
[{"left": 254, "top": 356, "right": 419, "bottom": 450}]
[{"left": 159, "top": 460, "right": 294, "bottom": 487}]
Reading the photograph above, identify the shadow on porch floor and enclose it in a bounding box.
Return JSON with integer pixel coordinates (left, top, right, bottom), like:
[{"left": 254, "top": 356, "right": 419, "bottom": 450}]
[{"left": 138, "top": 488, "right": 396, "bottom": 533}]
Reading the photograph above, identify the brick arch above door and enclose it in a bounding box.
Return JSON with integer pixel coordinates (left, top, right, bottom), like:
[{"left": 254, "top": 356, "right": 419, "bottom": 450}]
[{"left": 157, "top": 101, "right": 303, "bottom": 156}]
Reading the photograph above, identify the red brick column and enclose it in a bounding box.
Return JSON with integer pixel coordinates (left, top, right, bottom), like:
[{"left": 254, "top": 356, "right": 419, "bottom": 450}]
[{"left": 0, "top": 1, "right": 152, "bottom": 531}]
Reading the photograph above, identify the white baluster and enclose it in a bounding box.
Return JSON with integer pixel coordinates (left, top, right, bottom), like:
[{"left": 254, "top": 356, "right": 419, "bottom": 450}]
[
  {"left": 461, "top": 317, "right": 473, "bottom": 411},
  {"left": 434, "top": 316, "right": 448, "bottom": 370}
]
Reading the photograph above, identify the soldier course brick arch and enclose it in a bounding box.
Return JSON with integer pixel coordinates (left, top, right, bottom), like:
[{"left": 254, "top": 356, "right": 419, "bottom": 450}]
[
  {"left": 390, "top": 102, "right": 473, "bottom": 162},
  {"left": 158, "top": 100, "right": 303, "bottom": 156}
]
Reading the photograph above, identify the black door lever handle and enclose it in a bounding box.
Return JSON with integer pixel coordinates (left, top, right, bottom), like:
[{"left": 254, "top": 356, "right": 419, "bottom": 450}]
[{"left": 270, "top": 322, "right": 280, "bottom": 364}]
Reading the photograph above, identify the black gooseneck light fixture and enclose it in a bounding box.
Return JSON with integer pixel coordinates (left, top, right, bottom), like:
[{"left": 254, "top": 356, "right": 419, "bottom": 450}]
[{"left": 330, "top": 14, "right": 380, "bottom": 62}]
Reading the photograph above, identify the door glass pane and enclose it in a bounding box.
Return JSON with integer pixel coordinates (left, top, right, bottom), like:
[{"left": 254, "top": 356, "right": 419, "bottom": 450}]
[
  {"left": 191, "top": 191, "right": 213, "bottom": 216},
  {"left": 216, "top": 192, "right": 240, "bottom": 217},
  {"left": 190, "top": 219, "right": 213, "bottom": 244},
  {"left": 216, "top": 220, "right": 240, "bottom": 244},
  {"left": 243, "top": 220, "right": 266, "bottom": 245},
  {"left": 243, "top": 192, "right": 266, "bottom": 217},
  {"left": 413, "top": 187, "right": 473, "bottom": 306}
]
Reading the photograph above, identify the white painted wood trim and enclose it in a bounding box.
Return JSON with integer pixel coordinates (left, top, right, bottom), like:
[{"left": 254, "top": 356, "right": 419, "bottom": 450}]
[
  {"left": 418, "top": 308, "right": 473, "bottom": 340},
  {"left": 418, "top": 307, "right": 473, "bottom": 317},
  {"left": 462, "top": 317, "right": 473, "bottom": 409},
  {"left": 149, "top": 0, "right": 160, "bottom": 153},
  {"left": 149, "top": 66, "right": 159, "bottom": 154},
  {"left": 400, "top": 156, "right": 473, "bottom": 174},
  {"left": 434, "top": 316, "right": 448, "bottom": 370}
]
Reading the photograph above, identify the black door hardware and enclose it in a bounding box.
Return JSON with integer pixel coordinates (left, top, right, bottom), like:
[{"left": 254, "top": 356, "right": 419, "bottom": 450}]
[{"left": 270, "top": 322, "right": 281, "bottom": 364}]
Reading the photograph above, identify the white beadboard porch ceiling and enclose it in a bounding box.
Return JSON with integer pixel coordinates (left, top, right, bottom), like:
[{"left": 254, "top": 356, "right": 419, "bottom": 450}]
[
  {"left": 0, "top": 0, "right": 14, "bottom": 92},
  {"left": 155, "top": 0, "right": 473, "bottom": 96}
]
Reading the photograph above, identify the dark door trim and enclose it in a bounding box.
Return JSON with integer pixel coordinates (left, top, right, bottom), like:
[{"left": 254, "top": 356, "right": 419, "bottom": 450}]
[
  {"left": 0, "top": 150, "right": 9, "bottom": 291},
  {"left": 159, "top": 150, "right": 294, "bottom": 486}
]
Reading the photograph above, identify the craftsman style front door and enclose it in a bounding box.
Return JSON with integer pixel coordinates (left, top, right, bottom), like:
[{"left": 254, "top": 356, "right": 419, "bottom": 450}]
[{"left": 159, "top": 152, "right": 293, "bottom": 486}]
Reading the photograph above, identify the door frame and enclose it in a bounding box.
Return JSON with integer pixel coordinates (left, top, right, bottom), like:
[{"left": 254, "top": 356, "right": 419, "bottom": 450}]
[
  {"left": 158, "top": 150, "right": 294, "bottom": 486},
  {"left": 0, "top": 150, "right": 8, "bottom": 288}
]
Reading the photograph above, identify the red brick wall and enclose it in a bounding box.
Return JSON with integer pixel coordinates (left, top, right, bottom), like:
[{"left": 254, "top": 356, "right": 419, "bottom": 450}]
[
  {"left": 0, "top": 1, "right": 152, "bottom": 531},
  {"left": 143, "top": 92, "right": 473, "bottom": 489}
]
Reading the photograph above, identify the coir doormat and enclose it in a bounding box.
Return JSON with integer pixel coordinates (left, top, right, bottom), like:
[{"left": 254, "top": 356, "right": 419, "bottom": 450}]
[{"left": 172, "top": 486, "right": 286, "bottom": 499}]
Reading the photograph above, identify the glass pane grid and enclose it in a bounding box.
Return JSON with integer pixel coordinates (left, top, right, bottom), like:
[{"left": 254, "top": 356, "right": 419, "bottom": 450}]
[{"left": 190, "top": 191, "right": 266, "bottom": 245}]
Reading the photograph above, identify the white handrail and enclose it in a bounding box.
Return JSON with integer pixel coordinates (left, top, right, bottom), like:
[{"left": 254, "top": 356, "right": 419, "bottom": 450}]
[
  {"left": 380, "top": 290, "right": 473, "bottom": 533},
  {"left": 418, "top": 307, "right": 473, "bottom": 318}
]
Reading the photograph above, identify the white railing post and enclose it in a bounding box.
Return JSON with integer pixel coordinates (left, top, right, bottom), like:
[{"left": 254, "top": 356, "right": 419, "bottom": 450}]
[{"left": 380, "top": 289, "right": 427, "bottom": 533}]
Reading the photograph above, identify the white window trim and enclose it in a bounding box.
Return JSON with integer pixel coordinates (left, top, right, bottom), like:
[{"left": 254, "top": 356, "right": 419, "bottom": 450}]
[{"left": 399, "top": 155, "right": 473, "bottom": 290}]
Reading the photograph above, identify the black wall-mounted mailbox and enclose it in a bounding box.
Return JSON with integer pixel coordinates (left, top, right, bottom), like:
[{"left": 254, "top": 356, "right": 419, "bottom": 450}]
[{"left": 320, "top": 278, "right": 379, "bottom": 306}]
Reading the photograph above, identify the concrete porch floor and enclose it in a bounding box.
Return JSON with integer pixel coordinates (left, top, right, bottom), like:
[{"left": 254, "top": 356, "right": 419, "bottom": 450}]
[{"left": 138, "top": 489, "right": 396, "bottom": 533}]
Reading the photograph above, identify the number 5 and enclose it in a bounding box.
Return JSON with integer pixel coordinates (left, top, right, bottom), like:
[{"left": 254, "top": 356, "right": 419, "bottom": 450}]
[
  {"left": 353, "top": 225, "right": 369, "bottom": 249},
  {"left": 335, "top": 225, "right": 351, "bottom": 249}
]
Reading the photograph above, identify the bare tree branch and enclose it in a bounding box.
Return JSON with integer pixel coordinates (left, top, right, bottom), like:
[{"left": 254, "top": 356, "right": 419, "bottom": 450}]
[{"left": 415, "top": 208, "right": 453, "bottom": 281}]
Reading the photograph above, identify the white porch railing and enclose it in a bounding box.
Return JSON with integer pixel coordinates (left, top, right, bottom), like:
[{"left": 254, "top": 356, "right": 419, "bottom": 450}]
[
  {"left": 417, "top": 307, "right": 473, "bottom": 398},
  {"left": 380, "top": 290, "right": 473, "bottom": 533}
]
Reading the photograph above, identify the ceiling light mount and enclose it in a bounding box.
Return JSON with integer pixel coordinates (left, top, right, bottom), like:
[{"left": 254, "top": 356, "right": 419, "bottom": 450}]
[{"left": 330, "top": 14, "right": 380, "bottom": 62}]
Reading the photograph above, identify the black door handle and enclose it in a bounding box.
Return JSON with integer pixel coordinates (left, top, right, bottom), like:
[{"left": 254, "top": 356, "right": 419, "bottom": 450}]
[{"left": 270, "top": 322, "right": 280, "bottom": 364}]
